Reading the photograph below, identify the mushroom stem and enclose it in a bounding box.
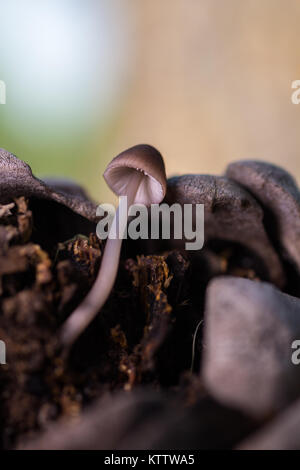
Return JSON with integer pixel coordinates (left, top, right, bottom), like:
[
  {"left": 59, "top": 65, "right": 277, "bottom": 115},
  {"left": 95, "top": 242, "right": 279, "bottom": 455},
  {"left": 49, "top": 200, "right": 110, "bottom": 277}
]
[{"left": 60, "top": 172, "right": 143, "bottom": 347}]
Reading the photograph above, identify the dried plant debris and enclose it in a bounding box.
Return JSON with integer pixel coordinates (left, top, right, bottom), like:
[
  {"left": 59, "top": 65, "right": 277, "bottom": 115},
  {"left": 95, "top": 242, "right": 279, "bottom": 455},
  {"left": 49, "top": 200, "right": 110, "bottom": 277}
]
[
  {"left": 0, "top": 193, "right": 201, "bottom": 448},
  {"left": 123, "top": 255, "right": 173, "bottom": 380},
  {"left": 2, "top": 150, "right": 300, "bottom": 449}
]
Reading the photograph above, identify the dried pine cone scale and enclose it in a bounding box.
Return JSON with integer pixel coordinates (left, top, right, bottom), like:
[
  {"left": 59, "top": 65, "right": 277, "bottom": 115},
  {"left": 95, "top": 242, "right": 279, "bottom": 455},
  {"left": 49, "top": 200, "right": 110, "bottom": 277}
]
[
  {"left": 202, "top": 276, "right": 300, "bottom": 419},
  {"left": 0, "top": 149, "right": 97, "bottom": 252},
  {"left": 165, "top": 173, "right": 286, "bottom": 288},
  {"left": 2, "top": 149, "right": 300, "bottom": 449},
  {"left": 0, "top": 149, "right": 97, "bottom": 222},
  {"left": 226, "top": 160, "right": 300, "bottom": 292}
]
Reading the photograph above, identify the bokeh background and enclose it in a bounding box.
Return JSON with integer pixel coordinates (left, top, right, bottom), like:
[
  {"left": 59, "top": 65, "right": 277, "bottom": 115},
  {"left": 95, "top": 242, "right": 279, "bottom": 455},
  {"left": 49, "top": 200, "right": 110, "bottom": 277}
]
[{"left": 0, "top": 0, "right": 300, "bottom": 203}]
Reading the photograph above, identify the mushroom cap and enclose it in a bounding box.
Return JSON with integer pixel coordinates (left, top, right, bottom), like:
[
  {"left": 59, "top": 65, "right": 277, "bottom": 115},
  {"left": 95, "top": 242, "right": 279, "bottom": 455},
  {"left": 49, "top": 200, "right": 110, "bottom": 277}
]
[{"left": 103, "top": 144, "right": 167, "bottom": 205}]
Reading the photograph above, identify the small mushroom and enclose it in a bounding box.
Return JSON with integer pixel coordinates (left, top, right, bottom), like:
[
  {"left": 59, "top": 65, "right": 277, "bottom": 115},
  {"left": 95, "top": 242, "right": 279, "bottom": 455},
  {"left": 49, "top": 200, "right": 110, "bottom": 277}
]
[{"left": 60, "top": 144, "right": 167, "bottom": 346}]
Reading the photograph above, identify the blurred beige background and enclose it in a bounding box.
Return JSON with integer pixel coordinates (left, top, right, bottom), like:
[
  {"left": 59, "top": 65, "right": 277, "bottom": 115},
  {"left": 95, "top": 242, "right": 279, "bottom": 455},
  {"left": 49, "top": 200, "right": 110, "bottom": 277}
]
[
  {"left": 98, "top": 0, "right": 300, "bottom": 201},
  {"left": 1, "top": 0, "right": 300, "bottom": 204}
]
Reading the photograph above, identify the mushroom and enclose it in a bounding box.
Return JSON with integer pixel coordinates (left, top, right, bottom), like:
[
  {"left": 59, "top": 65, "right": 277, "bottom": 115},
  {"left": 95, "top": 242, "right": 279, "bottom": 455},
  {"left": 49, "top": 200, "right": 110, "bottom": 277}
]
[{"left": 60, "top": 144, "right": 167, "bottom": 346}]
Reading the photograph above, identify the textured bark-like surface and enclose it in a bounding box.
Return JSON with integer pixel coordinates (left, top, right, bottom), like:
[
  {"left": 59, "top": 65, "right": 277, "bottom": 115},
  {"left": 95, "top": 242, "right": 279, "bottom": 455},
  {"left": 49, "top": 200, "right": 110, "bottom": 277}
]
[
  {"left": 0, "top": 148, "right": 98, "bottom": 221},
  {"left": 0, "top": 149, "right": 98, "bottom": 252},
  {"left": 226, "top": 160, "right": 300, "bottom": 278},
  {"left": 165, "top": 174, "right": 285, "bottom": 287}
]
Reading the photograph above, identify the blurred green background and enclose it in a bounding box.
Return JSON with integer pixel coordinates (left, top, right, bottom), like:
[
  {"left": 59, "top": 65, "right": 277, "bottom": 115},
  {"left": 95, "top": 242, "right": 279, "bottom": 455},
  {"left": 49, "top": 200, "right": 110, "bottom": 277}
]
[{"left": 1, "top": 0, "right": 300, "bottom": 204}]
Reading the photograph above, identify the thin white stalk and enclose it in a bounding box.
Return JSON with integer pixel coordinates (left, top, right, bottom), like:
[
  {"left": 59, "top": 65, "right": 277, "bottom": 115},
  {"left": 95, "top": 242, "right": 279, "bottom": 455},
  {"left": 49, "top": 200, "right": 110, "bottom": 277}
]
[
  {"left": 60, "top": 172, "right": 143, "bottom": 347},
  {"left": 190, "top": 319, "right": 203, "bottom": 373}
]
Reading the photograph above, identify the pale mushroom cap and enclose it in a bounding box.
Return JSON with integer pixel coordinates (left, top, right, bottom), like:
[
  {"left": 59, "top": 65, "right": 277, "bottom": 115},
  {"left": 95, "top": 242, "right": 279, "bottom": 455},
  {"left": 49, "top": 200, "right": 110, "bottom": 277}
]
[{"left": 103, "top": 144, "right": 167, "bottom": 205}]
